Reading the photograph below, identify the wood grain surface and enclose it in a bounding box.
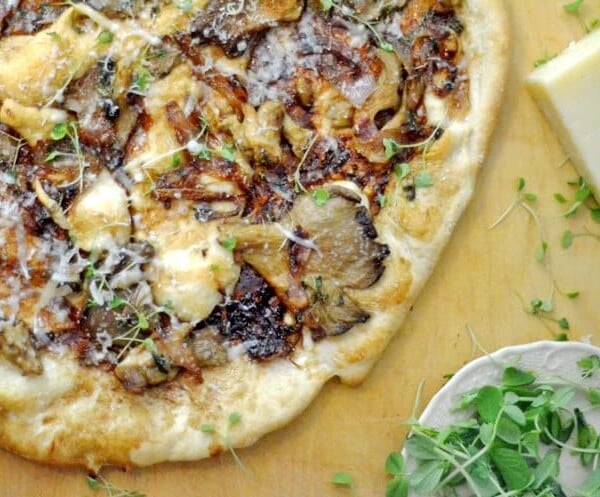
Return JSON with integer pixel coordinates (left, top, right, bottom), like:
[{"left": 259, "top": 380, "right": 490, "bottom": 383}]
[{"left": 2, "top": 1, "right": 600, "bottom": 495}]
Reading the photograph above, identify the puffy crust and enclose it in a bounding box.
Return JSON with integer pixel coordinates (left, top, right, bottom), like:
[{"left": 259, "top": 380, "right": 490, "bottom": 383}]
[{"left": 0, "top": 0, "right": 509, "bottom": 470}]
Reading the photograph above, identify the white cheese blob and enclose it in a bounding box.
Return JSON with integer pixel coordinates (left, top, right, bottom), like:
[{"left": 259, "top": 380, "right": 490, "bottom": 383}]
[
  {"left": 528, "top": 28, "right": 600, "bottom": 199},
  {"left": 68, "top": 171, "right": 131, "bottom": 252},
  {"left": 148, "top": 220, "right": 240, "bottom": 323}
]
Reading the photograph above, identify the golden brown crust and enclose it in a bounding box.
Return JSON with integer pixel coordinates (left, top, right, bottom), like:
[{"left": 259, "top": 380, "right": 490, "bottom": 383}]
[{"left": 0, "top": 0, "right": 509, "bottom": 469}]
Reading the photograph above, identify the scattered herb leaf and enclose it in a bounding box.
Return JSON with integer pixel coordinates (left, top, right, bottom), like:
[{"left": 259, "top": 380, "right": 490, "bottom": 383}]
[{"left": 331, "top": 471, "right": 353, "bottom": 487}]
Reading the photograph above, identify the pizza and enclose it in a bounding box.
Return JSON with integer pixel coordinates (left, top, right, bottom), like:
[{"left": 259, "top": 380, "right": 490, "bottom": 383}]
[{"left": 0, "top": 0, "right": 508, "bottom": 470}]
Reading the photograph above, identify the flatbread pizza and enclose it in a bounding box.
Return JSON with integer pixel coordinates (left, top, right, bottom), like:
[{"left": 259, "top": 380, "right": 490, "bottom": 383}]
[{"left": 0, "top": 0, "right": 508, "bottom": 469}]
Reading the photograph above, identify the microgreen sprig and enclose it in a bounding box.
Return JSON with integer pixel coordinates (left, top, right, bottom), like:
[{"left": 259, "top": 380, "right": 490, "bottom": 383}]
[
  {"left": 489, "top": 178, "right": 547, "bottom": 261},
  {"left": 87, "top": 475, "right": 145, "bottom": 497},
  {"left": 563, "top": 0, "right": 600, "bottom": 33},
  {"left": 45, "top": 121, "right": 86, "bottom": 191}
]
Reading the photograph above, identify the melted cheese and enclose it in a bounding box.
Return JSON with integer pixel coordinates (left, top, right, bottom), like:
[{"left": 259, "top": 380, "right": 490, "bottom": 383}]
[
  {"left": 0, "top": 99, "right": 68, "bottom": 146},
  {"left": 67, "top": 171, "right": 131, "bottom": 252},
  {"left": 0, "top": 8, "right": 98, "bottom": 106},
  {"left": 126, "top": 64, "right": 202, "bottom": 177},
  {"left": 148, "top": 220, "right": 240, "bottom": 322}
]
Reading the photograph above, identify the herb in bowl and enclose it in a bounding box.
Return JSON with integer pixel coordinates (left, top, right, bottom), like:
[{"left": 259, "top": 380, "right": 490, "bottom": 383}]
[{"left": 389, "top": 345, "right": 600, "bottom": 496}]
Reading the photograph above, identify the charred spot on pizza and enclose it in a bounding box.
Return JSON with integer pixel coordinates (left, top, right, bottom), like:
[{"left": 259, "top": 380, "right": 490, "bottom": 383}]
[{"left": 201, "top": 265, "right": 299, "bottom": 360}]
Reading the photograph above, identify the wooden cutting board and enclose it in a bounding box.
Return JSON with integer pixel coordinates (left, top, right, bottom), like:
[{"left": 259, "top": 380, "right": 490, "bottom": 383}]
[{"left": 2, "top": 1, "right": 600, "bottom": 495}]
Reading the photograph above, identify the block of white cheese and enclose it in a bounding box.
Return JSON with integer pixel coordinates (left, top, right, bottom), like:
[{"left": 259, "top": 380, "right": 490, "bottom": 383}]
[{"left": 527, "top": 28, "right": 600, "bottom": 199}]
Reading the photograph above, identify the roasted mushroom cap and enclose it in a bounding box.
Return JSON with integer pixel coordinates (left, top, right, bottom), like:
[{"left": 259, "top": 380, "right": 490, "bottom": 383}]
[
  {"left": 220, "top": 186, "right": 389, "bottom": 337},
  {"left": 191, "top": 0, "right": 304, "bottom": 56},
  {"left": 0, "top": 320, "right": 43, "bottom": 375}
]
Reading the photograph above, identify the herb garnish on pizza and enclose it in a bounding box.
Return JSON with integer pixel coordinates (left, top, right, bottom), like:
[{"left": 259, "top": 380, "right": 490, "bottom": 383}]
[{"left": 0, "top": 0, "right": 507, "bottom": 469}]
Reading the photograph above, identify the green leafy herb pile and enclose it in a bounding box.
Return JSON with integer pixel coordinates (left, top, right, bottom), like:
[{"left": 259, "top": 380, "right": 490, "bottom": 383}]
[{"left": 386, "top": 358, "right": 600, "bottom": 497}]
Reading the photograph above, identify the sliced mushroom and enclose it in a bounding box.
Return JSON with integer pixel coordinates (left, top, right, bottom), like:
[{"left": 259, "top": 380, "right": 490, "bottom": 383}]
[
  {"left": 114, "top": 345, "right": 179, "bottom": 392},
  {"left": 242, "top": 101, "right": 285, "bottom": 164},
  {"left": 0, "top": 320, "right": 43, "bottom": 375},
  {"left": 289, "top": 189, "right": 389, "bottom": 290},
  {"left": 220, "top": 186, "right": 389, "bottom": 337},
  {"left": 190, "top": 327, "right": 228, "bottom": 367}
]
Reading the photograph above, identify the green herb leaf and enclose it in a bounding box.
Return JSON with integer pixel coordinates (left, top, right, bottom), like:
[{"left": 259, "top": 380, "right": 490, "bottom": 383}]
[
  {"left": 394, "top": 162, "right": 411, "bottom": 180},
  {"left": 175, "top": 0, "right": 193, "bottom": 11},
  {"left": 557, "top": 317, "right": 570, "bottom": 330},
  {"left": 170, "top": 151, "right": 183, "bottom": 169},
  {"left": 132, "top": 69, "right": 151, "bottom": 93},
  {"left": 414, "top": 171, "right": 434, "bottom": 188},
  {"left": 378, "top": 194, "right": 388, "bottom": 208},
  {"left": 408, "top": 460, "right": 445, "bottom": 494},
  {"left": 504, "top": 404, "right": 527, "bottom": 426},
  {"left": 220, "top": 143, "right": 236, "bottom": 162},
  {"left": 489, "top": 447, "right": 532, "bottom": 491},
  {"left": 380, "top": 41, "right": 394, "bottom": 52},
  {"left": 590, "top": 208, "right": 600, "bottom": 223},
  {"left": 200, "top": 424, "right": 216, "bottom": 434},
  {"left": 385, "top": 452, "right": 404, "bottom": 476},
  {"left": 535, "top": 241, "right": 548, "bottom": 261},
  {"left": 47, "top": 31, "right": 62, "bottom": 43},
  {"left": 550, "top": 386, "right": 575, "bottom": 410},
  {"left": 578, "top": 355, "right": 600, "bottom": 378},
  {"left": 523, "top": 192, "right": 538, "bottom": 202},
  {"left": 312, "top": 188, "right": 331, "bottom": 207},
  {"left": 517, "top": 177, "right": 525, "bottom": 191},
  {"left": 554, "top": 192, "right": 568, "bottom": 204},
  {"left": 476, "top": 385, "right": 504, "bottom": 423},
  {"left": 562, "top": 230, "right": 574, "bottom": 248},
  {"left": 575, "top": 185, "right": 592, "bottom": 202},
  {"left": 44, "top": 150, "right": 61, "bottom": 162},
  {"left": 578, "top": 469, "right": 600, "bottom": 495},
  {"left": 534, "top": 54, "right": 556, "bottom": 67},
  {"left": 320, "top": 0, "right": 334, "bottom": 11},
  {"left": 503, "top": 367, "right": 535, "bottom": 387},
  {"left": 496, "top": 416, "right": 522, "bottom": 444},
  {"left": 197, "top": 145, "right": 212, "bottom": 160},
  {"left": 87, "top": 476, "right": 100, "bottom": 490},
  {"left": 97, "top": 31, "right": 114, "bottom": 44},
  {"left": 50, "top": 122, "right": 68, "bottom": 141},
  {"left": 137, "top": 314, "right": 149, "bottom": 331},
  {"left": 331, "top": 471, "right": 353, "bottom": 487},
  {"left": 404, "top": 434, "right": 438, "bottom": 460},
  {"left": 588, "top": 388, "right": 600, "bottom": 406},
  {"left": 532, "top": 449, "right": 560, "bottom": 489},
  {"left": 383, "top": 138, "right": 400, "bottom": 160},
  {"left": 385, "top": 478, "right": 408, "bottom": 497},
  {"left": 228, "top": 411, "right": 242, "bottom": 428},
  {"left": 109, "top": 297, "right": 125, "bottom": 310},
  {"left": 221, "top": 237, "right": 237, "bottom": 251},
  {"left": 479, "top": 422, "right": 494, "bottom": 445},
  {"left": 142, "top": 337, "right": 156, "bottom": 353},
  {"left": 564, "top": 0, "right": 584, "bottom": 14}
]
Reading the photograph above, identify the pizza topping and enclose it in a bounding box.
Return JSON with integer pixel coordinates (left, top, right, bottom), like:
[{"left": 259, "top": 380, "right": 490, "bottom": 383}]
[
  {"left": 0, "top": 0, "right": 468, "bottom": 386},
  {"left": 0, "top": 320, "right": 43, "bottom": 375},
  {"left": 114, "top": 342, "right": 179, "bottom": 393},
  {"left": 67, "top": 170, "right": 132, "bottom": 252},
  {"left": 200, "top": 265, "right": 299, "bottom": 360}
]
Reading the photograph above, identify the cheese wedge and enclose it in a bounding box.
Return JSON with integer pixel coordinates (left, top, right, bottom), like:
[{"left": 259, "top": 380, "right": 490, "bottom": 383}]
[{"left": 527, "top": 28, "right": 600, "bottom": 199}]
